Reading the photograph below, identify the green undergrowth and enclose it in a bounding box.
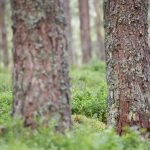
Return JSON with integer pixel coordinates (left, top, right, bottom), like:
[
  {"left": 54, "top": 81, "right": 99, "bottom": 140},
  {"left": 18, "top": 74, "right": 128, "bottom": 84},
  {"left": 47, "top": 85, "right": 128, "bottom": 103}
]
[
  {"left": 0, "top": 92, "right": 12, "bottom": 125},
  {"left": 0, "top": 60, "right": 107, "bottom": 124},
  {"left": 0, "top": 61, "right": 150, "bottom": 150},
  {"left": 0, "top": 123, "right": 149, "bottom": 150},
  {"left": 0, "top": 69, "right": 12, "bottom": 92},
  {"left": 70, "top": 60, "right": 107, "bottom": 122}
]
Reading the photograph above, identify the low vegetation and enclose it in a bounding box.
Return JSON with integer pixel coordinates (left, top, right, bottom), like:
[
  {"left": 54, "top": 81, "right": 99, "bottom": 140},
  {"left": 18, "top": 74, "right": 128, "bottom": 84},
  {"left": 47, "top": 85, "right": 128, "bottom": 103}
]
[{"left": 0, "top": 61, "right": 150, "bottom": 150}]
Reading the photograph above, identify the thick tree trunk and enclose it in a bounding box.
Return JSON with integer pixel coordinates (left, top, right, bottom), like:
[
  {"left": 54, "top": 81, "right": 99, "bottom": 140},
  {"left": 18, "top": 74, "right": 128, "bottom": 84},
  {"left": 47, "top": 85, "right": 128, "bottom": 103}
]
[
  {"left": 0, "top": 0, "right": 9, "bottom": 68},
  {"left": 11, "top": 0, "right": 71, "bottom": 130},
  {"left": 104, "top": 0, "right": 150, "bottom": 134},
  {"left": 148, "top": 0, "right": 150, "bottom": 46},
  {"left": 63, "top": 0, "right": 73, "bottom": 65},
  {"left": 78, "top": 0, "right": 92, "bottom": 64},
  {"left": 93, "top": 0, "right": 105, "bottom": 61}
]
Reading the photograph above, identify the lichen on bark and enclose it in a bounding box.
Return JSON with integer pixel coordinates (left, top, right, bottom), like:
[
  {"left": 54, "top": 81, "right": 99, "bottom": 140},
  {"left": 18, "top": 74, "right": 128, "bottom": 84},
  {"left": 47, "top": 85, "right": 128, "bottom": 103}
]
[
  {"left": 104, "top": 0, "right": 150, "bottom": 134},
  {"left": 11, "top": 0, "right": 71, "bottom": 130}
]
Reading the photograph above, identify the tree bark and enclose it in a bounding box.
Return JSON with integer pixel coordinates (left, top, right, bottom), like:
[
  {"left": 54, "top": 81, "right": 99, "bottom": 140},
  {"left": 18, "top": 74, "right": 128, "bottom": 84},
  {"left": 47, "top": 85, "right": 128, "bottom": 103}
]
[
  {"left": 0, "top": 0, "right": 9, "bottom": 68},
  {"left": 63, "top": 0, "right": 73, "bottom": 65},
  {"left": 11, "top": 0, "right": 71, "bottom": 130},
  {"left": 104, "top": 0, "right": 150, "bottom": 134},
  {"left": 78, "top": 0, "right": 92, "bottom": 64},
  {"left": 93, "top": 0, "right": 105, "bottom": 61}
]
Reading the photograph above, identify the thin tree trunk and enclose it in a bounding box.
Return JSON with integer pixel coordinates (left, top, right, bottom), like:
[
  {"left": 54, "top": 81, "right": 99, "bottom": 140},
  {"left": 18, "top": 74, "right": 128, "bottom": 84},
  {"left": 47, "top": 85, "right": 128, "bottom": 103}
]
[
  {"left": 11, "top": 0, "right": 71, "bottom": 130},
  {"left": 0, "top": 0, "right": 9, "bottom": 68},
  {"left": 93, "top": 0, "right": 105, "bottom": 61},
  {"left": 78, "top": 0, "right": 92, "bottom": 64},
  {"left": 63, "top": 0, "right": 73, "bottom": 65},
  {"left": 104, "top": 0, "right": 150, "bottom": 134}
]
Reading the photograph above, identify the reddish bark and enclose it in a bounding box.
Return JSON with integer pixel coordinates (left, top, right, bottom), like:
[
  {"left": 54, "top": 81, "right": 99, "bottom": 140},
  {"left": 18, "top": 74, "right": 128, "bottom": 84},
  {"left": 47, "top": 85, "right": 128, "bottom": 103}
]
[
  {"left": 11, "top": 0, "right": 71, "bottom": 130},
  {"left": 104, "top": 0, "right": 150, "bottom": 134}
]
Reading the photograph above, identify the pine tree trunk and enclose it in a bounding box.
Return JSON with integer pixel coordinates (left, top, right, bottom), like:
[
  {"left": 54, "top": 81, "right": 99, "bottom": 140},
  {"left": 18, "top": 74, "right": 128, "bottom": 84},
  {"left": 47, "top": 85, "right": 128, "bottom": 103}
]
[
  {"left": 0, "top": 0, "right": 9, "bottom": 68},
  {"left": 104, "top": 0, "right": 150, "bottom": 134},
  {"left": 78, "top": 0, "right": 92, "bottom": 64},
  {"left": 11, "top": 0, "right": 71, "bottom": 130},
  {"left": 63, "top": 0, "right": 73, "bottom": 65},
  {"left": 94, "top": 0, "right": 105, "bottom": 61}
]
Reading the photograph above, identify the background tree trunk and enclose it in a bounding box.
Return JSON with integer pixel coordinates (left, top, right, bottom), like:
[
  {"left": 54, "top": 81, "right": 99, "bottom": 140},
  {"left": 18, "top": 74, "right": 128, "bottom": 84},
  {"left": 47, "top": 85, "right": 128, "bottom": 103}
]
[
  {"left": 0, "top": 0, "right": 9, "bottom": 68},
  {"left": 93, "top": 0, "right": 105, "bottom": 61},
  {"left": 63, "top": 0, "right": 73, "bottom": 65},
  {"left": 78, "top": 0, "right": 92, "bottom": 64},
  {"left": 104, "top": 0, "right": 150, "bottom": 134},
  {"left": 11, "top": 0, "right": 71, "bottom": 130}
]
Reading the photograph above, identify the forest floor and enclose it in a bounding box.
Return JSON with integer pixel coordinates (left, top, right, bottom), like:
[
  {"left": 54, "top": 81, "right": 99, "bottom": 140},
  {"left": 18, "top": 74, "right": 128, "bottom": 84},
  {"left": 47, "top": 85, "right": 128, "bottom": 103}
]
[{"left": 0, "top": 60, "right": 150, "bottom": 150}]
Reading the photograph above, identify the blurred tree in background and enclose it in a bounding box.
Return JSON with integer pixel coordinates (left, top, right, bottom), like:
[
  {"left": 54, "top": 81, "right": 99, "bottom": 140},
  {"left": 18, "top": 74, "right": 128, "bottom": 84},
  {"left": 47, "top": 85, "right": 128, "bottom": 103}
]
[
  {"left": 0, "top": 0, "right": 9, "bottom": 68},
  {"left": 93, "top": 0, "right": 105, "bottom": 61},
  {"left": 78, "top": 0, "right": 92, "bottom": 64},
  {"left": 63, "top": 0, "right": 74, "bottom": 65}
]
